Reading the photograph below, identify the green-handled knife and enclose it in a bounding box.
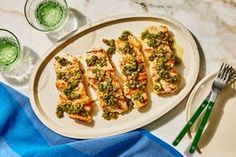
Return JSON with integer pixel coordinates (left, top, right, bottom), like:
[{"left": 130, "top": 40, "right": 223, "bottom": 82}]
[{"left": 172, "top": 92, "right": 211, "bottom": 146}]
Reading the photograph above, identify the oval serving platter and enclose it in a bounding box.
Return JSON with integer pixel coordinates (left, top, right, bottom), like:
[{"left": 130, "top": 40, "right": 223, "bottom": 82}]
[{"left": 30, "top": 14, "right": 199, "bottom": 139}]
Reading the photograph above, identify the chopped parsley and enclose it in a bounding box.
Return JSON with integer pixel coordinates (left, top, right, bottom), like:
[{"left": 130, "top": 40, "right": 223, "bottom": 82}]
[
  {"left": 122, "top": 59, "right": 143, "bottom": 77},
  {"left": 92, "top": 69, "right": 106, "bottom": 81},
  {"left": 103, "top": 94, "right": 117, "bottom": 106},
  {"left": 86, "top": 55, "right": 107, "bottom": 67},
  {"left": 123, "top": 42, "right": 134, "bottom": 55},
  {"left": 56, "top": 103, "right": 88, "bottom": 118},
  {"left": 126, "top": 80, "right": 146, "bottom": 89},
  {"left": 56, "top": 70, "right": 81, "bottom": 81},
  {"left": 63, "top": 81, "right": 81, "bottom": 100},
  {"left": 133, "top": 92, "right": 145, "bottom": 103},
  {"left": 102, "top": 112, "right": 118, "bottom": 120}
]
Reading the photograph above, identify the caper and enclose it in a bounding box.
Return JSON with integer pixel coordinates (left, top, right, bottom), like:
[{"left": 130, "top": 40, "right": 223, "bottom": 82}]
[
  {"left": 55, "top": 56, "right": 71, "bottom": 66},
  {"left": 148, "top": 56, "right": 155, "bottom": 62},
  {"left": 56, "top": 106, "right": 64, "bottom": 118},
  {"left": 102, "top": 112, "right": 118, "bottom": 120},
  {"left": 98, "top": 83, "right": 105, "bottom": 92},
  {"left": 171, "top": 75, "right": 179, "bottom": 83},
  {"left": 141, "top": 30, "right": 148, "bottom": 40},
  {"left": 103, "top": 39, "right": 116, "bottom": 56},
  {"left": 119, "top": 31, "right": 132, "bottom": 41},
  {"left": 86, "top": 55, "right": 98, "bottom": 67},
  {"left": 124, "top": 43, "right": 134, "bottom": 55}
]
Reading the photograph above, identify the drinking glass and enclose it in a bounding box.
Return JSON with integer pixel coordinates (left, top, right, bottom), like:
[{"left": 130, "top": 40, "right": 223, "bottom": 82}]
[
  {"left": 0, "top": 29, "right": 21, "bottom": 72},
  {"left": 0, "top": 29, "right": 38, "bottom": 85},
  {"left": 24, "top": 0, "right": 80, "bottom": 41}
]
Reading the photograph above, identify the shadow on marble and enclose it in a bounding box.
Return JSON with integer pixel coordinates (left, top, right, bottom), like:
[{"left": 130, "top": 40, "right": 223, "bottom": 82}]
[
  {"left": 184, "top": 143, "right": 197, "bottom": 157},
  {"left": 191, "top": 33, "right": 206, "bottom": 82},
  {"left": 1, "top": 46, "right": 39, "bottom": 86},
  {"left": 47, "top": 8, "right": 89, "bottom": 43}
]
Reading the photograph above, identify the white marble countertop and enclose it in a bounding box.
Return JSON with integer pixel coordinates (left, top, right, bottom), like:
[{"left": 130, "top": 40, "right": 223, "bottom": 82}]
[{"left": 0, "top": 0, "right": 235, "bottom": 156}]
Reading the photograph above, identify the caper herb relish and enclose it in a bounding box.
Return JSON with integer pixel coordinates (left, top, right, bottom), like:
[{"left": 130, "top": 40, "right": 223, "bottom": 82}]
[
  {"left": 116, "top": 31, "right": 148, "bottom": 108},
  {"left": 56, "top": 102, "right": 88, "bottom": 118},
  {"left": 54, "top": 55, "right": 92, "bottom": 121},
  {"left": 55, "top": 56, "right": 82, "bottom": 100},
  {"left": 141, "top": 30, "right": 172, "bottom": 48},
  {"left": 98, "top": 78, "right": 117, "bottom": 106},
  {"left": 86, "top": 49, "right": 128, "bottom": 120},
  {"left": 86, "top": 55, "right": 107, "bottom": 67},
  {"left": 55, "top": 56, "right": 71, "bottom": 66},
  {"left": 122, "top": 59, "right": 143, "bottom": 78},
  {"left": 92, "top": 67, "right": 119, "bottom": 107},
  {"left": 103, "top": 39, "right": 116, "bottom": 56},
  {"left": 141, "top": 26, "right": 181, "bottom": 94}
]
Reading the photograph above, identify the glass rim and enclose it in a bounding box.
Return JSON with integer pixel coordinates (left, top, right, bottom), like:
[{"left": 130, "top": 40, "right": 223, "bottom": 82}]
[
  {"left": 24, "top": 0, "right": 69, "bottom": 32},
  {"left": 0, "top": 28, "right": 21, "bottom": 49}
]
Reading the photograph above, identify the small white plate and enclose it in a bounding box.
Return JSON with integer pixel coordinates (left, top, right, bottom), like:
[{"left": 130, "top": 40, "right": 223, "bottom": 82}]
[
  {"left": 30, "top": 13, "right": 199, "bottom": 139},
  {"left": 186, "top": 72, "right": 236, "bottom": 157}
]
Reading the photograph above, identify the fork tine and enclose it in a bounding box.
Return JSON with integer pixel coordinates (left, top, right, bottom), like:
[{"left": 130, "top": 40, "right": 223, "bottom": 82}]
[
  {"left": 218, "top": 64, "right": 227, "bottom": 79},
  {"left": 220, "top": 64, "right": 230, "bottom": 79},
  {"left": 223, "top": 68, "right": 230, "bottom": 80},
  {"left": 224, "top": 66, "right": 231, "bottom": 82},
  {"left": 217, "top": 63, "right": 225, "bottom": 78}
]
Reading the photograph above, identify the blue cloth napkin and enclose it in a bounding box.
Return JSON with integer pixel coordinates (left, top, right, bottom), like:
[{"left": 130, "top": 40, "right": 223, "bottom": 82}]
[{"left": 0, "top": 82, "right": 183, "bottom": 157}]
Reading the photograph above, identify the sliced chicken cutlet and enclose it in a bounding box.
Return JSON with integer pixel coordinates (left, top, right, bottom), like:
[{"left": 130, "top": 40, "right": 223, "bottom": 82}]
[
  {"left": 116, "top": 31, "right": 149, "bottom": 108},
  {"left": 140, "top": 25, "right": 181, "bottom": 95},
  {"left": 86, "top": 48, "right": 128, "bottom": 120},
  {"left": 54, "top": 54, "right": 93, "bottom": 123}
]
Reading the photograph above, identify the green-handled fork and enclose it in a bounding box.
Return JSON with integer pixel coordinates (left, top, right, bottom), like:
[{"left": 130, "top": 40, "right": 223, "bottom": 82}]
[{"left": 172, "top": 63, "right": 233, "bottom": 153}]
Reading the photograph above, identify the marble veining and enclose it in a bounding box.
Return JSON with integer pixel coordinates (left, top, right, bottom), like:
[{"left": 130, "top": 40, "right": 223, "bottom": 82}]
[{"left": 73, "top": 0, "right": 236, "bottom": 73}]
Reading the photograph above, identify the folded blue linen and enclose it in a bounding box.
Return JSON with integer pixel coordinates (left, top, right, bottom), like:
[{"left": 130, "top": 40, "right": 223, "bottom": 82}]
[{"left": 0, "top": 82, "right": 183, "bottom": 157}]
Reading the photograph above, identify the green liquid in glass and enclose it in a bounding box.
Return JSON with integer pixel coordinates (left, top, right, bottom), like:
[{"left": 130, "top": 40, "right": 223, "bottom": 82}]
[
  {"left": 0, "top": 37, "right": 20, "bottom": 70},
  {"left": 35, "top": 0, "right": 67, "bottom": 30}
]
